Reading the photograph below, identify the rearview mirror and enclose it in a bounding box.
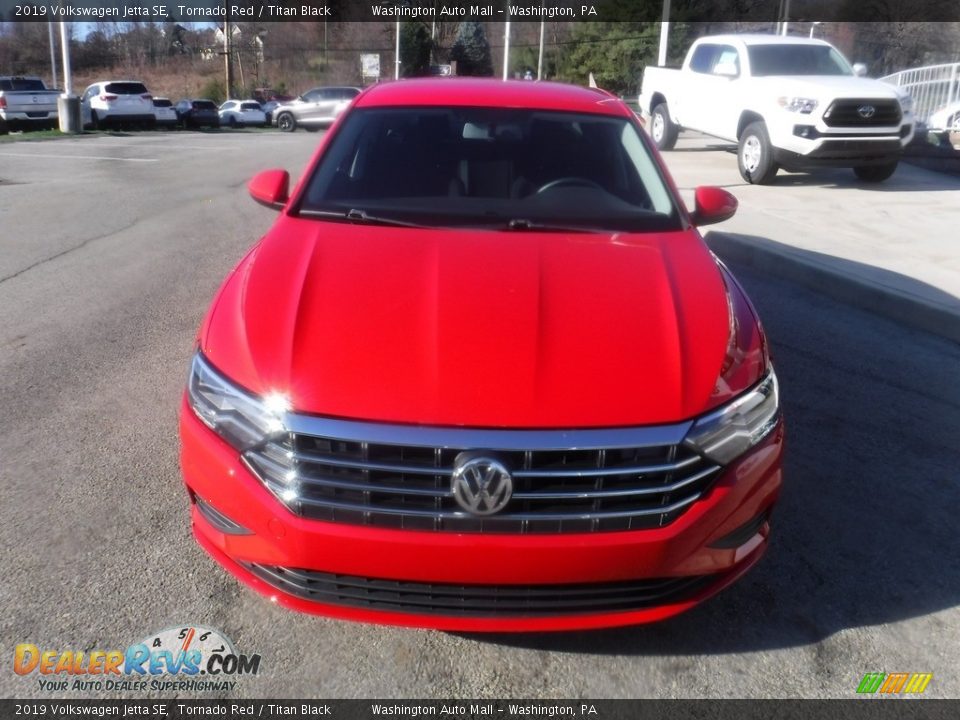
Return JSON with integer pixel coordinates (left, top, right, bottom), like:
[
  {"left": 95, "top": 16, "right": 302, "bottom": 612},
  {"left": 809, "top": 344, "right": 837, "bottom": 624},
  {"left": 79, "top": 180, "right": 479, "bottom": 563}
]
[
  {"left": 689, "top": 186, "right": 737, "bottom": 226},
  {"left": 853, "top": 63, "right": 868, "bottom": 77},
  {"left": 248, "top": 169, "right": 290, "bottom": 210}
]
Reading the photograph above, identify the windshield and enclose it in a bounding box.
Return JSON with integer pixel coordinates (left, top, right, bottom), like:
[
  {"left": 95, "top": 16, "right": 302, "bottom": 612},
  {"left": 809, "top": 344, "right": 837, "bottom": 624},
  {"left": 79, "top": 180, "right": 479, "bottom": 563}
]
[
  {"left": 105, "top": 82, "right": 149, "bottom": 95},
  {"left": 0, "top": 78, "right": 47, "bottom": 91},
  {"left": 298, "top": 107, "right": 679, "bottom": 232},
  {"left": 748, "top": 45, "right": 853, "bottom": 76},
  {"left": 193, "top": 100, "right": 217, "bottom": 110}
]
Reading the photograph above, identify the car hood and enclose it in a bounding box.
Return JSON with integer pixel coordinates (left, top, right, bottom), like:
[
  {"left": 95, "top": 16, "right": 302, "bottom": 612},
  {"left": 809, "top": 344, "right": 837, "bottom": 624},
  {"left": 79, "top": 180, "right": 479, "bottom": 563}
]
[
  {"left": 200, "top": 219, "right": 732, "bottom": 428},
  {"left": 754, "top": 75, "right": 902, "bottom": 102}
]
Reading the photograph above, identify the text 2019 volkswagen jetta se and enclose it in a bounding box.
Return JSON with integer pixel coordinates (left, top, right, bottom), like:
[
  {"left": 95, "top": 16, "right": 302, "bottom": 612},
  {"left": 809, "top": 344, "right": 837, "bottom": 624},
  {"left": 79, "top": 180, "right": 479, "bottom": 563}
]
[{"left": 180, "top": 79, "right": 784, "bottom": 631}]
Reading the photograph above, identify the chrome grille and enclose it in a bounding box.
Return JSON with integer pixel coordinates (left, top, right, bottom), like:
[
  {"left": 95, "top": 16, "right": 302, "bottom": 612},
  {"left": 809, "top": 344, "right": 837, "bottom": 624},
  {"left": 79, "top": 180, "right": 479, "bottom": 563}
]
[
  {"left": 243, "top": 417, "right": 721, "bottom": 534},
  {"left": 823, "top": 99, "right": 902, "bottom": 127}
]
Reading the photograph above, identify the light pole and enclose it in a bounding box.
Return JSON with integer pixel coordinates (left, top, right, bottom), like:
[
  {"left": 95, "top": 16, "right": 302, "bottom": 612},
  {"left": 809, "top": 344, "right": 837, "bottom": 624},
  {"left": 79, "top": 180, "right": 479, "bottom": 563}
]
[
  {"left": 658, "top": 0, "right": 670, "bottom": 66},
  {"left": 503, "top": 18, "right": 511, "bottom": 80},
  {"left": 57, "top": 22, "right": 80, "bottom": 133},
  {"left": 395, "top": 21, "right": 400, "bottom": 80},
  {"left": 537, "top": 21, "right": 545, "bottom": 80}
]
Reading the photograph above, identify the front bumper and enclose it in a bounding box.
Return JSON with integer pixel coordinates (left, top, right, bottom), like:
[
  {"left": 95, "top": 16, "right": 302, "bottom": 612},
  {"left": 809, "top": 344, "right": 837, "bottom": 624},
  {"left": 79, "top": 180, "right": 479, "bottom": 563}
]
[
  {"left": 769, "top": 117, "right": 913, "bottom": 169},
  {"left": 180, "top": 398, "right": 784, "bottom": 631}
]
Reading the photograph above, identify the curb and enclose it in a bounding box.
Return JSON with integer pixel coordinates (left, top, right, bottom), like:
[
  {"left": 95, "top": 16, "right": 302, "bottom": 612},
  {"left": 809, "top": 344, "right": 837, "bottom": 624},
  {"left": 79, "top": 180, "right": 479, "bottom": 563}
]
[{"left": 705, "top": 231, "right": 960, "bottom": 345}]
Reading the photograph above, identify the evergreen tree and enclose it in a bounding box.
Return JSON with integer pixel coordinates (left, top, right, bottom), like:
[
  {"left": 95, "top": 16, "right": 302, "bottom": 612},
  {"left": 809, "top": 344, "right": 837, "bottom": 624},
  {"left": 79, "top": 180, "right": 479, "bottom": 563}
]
[
  {"left": 559, "top": 22, "right": 691, "bottom": 96},
  {"left": 450, "top": 22, "right": 494, "bottom": 77},
  {"left": 400, "top": 21, "right": 433, "bottom": 77}
]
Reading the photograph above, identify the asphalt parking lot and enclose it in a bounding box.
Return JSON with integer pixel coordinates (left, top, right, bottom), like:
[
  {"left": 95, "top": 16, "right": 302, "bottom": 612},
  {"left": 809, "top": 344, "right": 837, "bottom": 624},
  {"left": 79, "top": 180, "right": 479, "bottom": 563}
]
[{"left": 1, "top": 130, "right": 958, "bottom": 699}]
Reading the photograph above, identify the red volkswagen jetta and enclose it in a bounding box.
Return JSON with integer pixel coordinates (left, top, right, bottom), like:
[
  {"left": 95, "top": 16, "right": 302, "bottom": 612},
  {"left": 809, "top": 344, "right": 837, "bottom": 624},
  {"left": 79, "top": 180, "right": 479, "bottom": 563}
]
[{"left": 180, "top": 79, "right": 783, "bottom": 631}]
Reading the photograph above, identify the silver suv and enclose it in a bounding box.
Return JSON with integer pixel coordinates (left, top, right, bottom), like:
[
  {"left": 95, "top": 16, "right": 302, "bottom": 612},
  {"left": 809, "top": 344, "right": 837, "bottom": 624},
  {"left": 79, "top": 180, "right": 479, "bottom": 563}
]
[{"left": 272, "top": 86, "right": 361, "bottom": 132}]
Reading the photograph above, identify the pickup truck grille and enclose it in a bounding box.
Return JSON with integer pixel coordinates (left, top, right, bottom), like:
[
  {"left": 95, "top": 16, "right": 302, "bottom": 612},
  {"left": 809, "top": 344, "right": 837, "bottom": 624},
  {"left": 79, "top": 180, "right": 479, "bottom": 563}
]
[
  {"left": 823, "top": 99, "right": 901, "bottom": 127},
  {"left": 243, "top": 419, "right": 719, "bottom": 534}
]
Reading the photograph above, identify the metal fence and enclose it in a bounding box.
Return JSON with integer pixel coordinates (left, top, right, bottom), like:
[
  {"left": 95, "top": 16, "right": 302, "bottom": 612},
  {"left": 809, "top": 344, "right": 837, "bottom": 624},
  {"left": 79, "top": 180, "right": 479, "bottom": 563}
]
[{"left": 881, "top": 62, "right": 960, "bottom": 127}]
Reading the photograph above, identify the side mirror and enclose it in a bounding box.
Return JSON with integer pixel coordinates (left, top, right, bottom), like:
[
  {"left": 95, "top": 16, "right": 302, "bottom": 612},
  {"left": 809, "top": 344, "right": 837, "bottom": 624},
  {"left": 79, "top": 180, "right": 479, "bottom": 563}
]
[
  {"left": 853, "top": 63, "right": 868, "bottom": 77},
  {"left": 248, "top": 169, "right": 290, "bottom": 210},
  {"left": 690, "top": 186, "right": 737, "bottom": 226},
  {"left": 714, "top": 62, "right": 739, "bottom": 78}
]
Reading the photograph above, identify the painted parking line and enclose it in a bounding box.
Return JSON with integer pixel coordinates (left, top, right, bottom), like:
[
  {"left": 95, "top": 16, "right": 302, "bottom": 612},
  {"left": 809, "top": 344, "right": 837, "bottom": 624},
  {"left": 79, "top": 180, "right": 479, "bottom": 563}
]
[{"left": 0, "top": 151, "right": 158, "bottom": 163}]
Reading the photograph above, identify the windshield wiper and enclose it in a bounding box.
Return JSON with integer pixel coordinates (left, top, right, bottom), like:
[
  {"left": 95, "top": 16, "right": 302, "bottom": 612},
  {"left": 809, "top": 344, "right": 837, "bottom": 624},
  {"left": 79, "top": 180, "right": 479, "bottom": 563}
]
[
  {"left": 503, "top": 218, "right": 612, "bottom": 233},
  {"left": 298, "top": 208, "right": 428, "bottom": 228}
]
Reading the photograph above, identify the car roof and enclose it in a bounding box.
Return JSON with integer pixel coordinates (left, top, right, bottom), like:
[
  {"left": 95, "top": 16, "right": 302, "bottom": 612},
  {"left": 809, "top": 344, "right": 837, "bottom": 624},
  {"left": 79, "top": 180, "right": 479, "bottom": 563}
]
[
  {"left": 698, "top": 34, "right": 832, "bottom": 47},
  {"left": 355, "top": 78, "right": 628, "bottom": 117}
]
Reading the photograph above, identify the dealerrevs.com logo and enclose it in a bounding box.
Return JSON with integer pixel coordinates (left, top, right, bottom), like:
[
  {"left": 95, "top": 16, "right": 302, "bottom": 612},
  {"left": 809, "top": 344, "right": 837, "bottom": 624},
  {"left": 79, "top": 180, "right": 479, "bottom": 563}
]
[{"left": 14, "top": 625, "right": 261, "bottom": 693}]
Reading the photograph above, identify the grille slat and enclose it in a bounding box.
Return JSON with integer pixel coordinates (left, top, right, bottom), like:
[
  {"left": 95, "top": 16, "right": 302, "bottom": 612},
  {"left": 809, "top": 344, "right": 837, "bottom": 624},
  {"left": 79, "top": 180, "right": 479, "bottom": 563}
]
[
  {"left": 243, "top": 563, "right": 717, "bottom": 617},
  {"left": 270, "top": 489, "right": 703, "bottom": 520},
  {"left": 244, "top": 421, "right": 720, "bottom": 534}
]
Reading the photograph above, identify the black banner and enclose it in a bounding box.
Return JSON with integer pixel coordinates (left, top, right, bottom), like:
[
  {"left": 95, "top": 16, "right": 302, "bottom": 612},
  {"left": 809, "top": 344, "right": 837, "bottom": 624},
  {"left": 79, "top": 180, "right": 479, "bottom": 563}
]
[
  {"left": 2, "top": 0, "right": 960, "bottom": 23},
  {"left": 2, "top": 700, "right": 958, "bottom": 720}
]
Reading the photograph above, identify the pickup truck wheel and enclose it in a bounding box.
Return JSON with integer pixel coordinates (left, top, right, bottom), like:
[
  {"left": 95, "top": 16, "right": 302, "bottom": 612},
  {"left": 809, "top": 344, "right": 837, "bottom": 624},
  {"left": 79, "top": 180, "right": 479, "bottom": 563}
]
[
  {"left": 277, "top": 113, "right": 296, "bottom": 132},
  {"left": 738, "top": 122, "right": 779, "bottom": 184},
  {"left": 853, "top": 162, "right": 898, "bottom": 183},
  {"left": 650, "top": 103, "right": 679, "bottom": 150}
]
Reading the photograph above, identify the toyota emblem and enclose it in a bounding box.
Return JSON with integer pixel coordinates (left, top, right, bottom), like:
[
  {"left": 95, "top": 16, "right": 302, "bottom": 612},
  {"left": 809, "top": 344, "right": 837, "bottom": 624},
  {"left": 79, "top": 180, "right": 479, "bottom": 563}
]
[
  {"left": 451, "top": 455, "right": 513, "bottom": 516},
  {"left": 857, "top": 105, "right": 876, "bottom": 119}
]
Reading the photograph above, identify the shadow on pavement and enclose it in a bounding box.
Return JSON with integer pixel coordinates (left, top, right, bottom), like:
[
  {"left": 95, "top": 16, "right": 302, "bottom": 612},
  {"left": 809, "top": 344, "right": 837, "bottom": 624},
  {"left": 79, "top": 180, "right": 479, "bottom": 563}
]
[
  {"left": 704, "top": 232, "right": 960, "bottom": 344},
  {"left": 464, "top": 257, "right": 960, "bottom": 656}
]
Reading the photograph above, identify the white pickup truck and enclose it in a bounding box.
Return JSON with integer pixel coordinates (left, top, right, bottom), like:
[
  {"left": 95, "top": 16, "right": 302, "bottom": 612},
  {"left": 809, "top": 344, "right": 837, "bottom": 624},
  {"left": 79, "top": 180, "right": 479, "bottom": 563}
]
[
  {"left": 639, "top": 35, "right": 915, "bottom": 184},
  {"left": 0, "top": 76, "right": 59, "bottom": 132}
]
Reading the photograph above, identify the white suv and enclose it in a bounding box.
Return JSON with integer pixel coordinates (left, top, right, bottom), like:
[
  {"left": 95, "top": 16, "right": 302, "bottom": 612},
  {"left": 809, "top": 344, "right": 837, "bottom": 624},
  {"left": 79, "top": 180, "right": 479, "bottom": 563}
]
[{"left": 81, "top": 81, "right": 156, "bottom": 130}]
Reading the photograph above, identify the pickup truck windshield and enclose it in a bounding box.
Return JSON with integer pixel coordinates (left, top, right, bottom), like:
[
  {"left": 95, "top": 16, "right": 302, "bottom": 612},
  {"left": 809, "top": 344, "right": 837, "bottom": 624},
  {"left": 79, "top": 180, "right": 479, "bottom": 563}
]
[
  {"left": 748, "top": 45, "right": 853, "bottom": 76},
  {"left": 299, "top": 107, "right": 679, "bottom": 232},
  {"left": 0, "top": 78, "right": 47, "bottom": 91}
]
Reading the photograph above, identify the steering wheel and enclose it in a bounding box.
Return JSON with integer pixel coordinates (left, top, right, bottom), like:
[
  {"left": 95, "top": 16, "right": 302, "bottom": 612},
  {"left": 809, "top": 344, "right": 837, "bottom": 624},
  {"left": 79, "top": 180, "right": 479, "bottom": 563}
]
[{"left": 534, "top": 177, "right": 605, "bottom": 195}]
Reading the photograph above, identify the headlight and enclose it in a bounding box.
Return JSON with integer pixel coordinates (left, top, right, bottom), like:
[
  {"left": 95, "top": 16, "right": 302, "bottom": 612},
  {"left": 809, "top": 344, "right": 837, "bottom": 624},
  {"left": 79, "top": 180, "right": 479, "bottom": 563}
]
[
  {"left": 684, "top": 370, "right": 780, "bottom": 465},
  {"left": 898, "top": 93, "right": 914, "bottom": 114},
  {"left": 777, "top": 96, "right": 818, "bottom": 114},
  {"left": 186, "top": 352, "right": 290, "bottom": 452}
]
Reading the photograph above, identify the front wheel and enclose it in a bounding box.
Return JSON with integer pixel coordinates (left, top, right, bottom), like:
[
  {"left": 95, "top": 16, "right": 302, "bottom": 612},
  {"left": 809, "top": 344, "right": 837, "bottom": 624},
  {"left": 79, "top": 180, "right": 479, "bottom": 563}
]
[
  {"left": 276, "top": 113, "right": 296, "bottom": 132},
  {"left": 650, "top": 103, "right": 679, "bottom": 151},
  {"left": 738, "top": 121, "right": 779, "bottom": 184},
  {"left": 853, "top": 162, "right": 898, "bottom": 183}
]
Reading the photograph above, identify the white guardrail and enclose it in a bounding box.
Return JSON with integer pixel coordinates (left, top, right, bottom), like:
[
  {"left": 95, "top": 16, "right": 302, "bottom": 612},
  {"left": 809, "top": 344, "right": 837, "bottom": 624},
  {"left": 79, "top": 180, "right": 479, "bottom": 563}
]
[{"left": 881, "top": 62, "right": 960, "bottom": 126}]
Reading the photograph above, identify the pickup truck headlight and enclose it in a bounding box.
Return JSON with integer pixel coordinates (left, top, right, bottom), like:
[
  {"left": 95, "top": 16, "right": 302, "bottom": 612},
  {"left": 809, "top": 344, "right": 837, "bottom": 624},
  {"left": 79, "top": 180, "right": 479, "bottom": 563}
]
[
  {"left": 897, "top": 93, "right": 914, "bottom": 114},
  {"left": 187, "top": 352, "right": 290, "bottom": 451},
  {"left": 684, "top": 370, "right": 780, "bottom": 465},
  {"left": 777, "top": 96, "right": 818, "bottom": 114}
]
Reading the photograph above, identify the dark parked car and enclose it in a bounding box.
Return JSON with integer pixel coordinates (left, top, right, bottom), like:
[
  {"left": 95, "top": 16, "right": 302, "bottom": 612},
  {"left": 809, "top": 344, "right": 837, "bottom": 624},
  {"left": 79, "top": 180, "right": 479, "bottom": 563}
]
[{"left": 175, "top": 99, "right": 220, "bottom": 129}]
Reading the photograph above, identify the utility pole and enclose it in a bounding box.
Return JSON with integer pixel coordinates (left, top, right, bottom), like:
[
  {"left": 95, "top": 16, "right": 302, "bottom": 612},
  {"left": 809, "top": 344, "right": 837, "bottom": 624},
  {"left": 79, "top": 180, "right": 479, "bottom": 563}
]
[
  {"left": 224, "top": 14, "right": 234, "bottom": 99},
  {"left": 48, "top": 22, "right": 58, "bottom": 89}
]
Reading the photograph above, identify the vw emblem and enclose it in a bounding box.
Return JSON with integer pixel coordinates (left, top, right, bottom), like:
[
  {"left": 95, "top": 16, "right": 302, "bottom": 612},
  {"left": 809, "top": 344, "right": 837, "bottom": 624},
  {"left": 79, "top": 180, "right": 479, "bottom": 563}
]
[
  {"left": 857, "top": 105, "right": 876, "bottom": 119},
  {"left": 451, "top": 455, "right": 513, "bottom": 516}
]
